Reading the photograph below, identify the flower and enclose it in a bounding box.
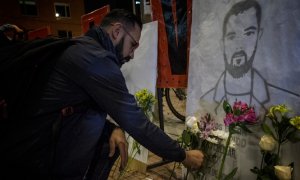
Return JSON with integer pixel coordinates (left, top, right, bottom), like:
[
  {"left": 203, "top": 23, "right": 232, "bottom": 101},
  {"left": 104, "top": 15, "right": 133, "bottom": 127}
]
[
  {"left": 180, "top": 113, "right": 224, "bottom": 180},
  {"left": 290, "top": 116, "right": 300, "bottom": 130},
  {"left": 259, "top": 135, "right": 277, "bottom": 151},
  {"left": 223, "top": 101, "right": 257, "bottom": 126},
  {"left": 118, "top": 89, "right": 156, "bottom": 178},
  {"left": 185, "top": 116, "right": 199, "bottom": 133},
  {"left": 218, "top": 100, "right": 257, "bottom": 180},
  {"left": 251, "top": 104, "right": 299, "bottom": 180},
  {"left": 186, "top": 116, "right": 197, "bottom": 128},
  {"left": 199, "top": 113, "right": 216, "bottom": 139},
  {"left": 267, "top": 104, "right": 289, "bottom": 120},
  {"left": 211, "top": 130, "right": 229, "bottom": 140},
  {"left": 135, "top": 89, "right": 156, "bottom": 115},
  {"left": 274, "top": 165, "right": 293, "bottom": 180}
]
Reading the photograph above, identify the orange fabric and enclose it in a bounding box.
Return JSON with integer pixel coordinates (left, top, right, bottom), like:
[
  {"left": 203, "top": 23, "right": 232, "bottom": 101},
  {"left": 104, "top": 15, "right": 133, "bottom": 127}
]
[
  {"left": 152, "top": 0, "right": 192, "bottom": 88},
  {"left": 81, "top": 5, "right": 110, "bottom": 34},
  {"left": 27, "top": 26, "right": 51, "bottom": 40}
]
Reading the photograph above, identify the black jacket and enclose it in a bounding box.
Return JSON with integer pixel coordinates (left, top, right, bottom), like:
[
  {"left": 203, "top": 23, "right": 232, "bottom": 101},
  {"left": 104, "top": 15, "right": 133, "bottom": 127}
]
[{"left": 36, "top": 27, "right": 186, "bottom": 178}]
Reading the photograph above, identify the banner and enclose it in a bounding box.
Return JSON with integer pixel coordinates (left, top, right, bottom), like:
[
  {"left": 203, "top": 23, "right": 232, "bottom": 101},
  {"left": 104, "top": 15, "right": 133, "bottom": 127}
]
[
  {"left": 187, "top": 0, "right": 300, "bottom": 179},
  {"left": 121, "top": 21, "right": 158, "bottom": 164},
  {"left": 152, "top": 0, "right": 192, "bottom": 88},
  {"left": 27, "top": 26, "right": 51, "bottom": 40}
]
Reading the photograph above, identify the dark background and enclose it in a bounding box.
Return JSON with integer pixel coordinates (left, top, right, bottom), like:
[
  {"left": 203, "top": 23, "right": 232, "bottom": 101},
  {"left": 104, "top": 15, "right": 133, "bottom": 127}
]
[{"left": 84, "top": 0, "right": 134, "bottom": 13}]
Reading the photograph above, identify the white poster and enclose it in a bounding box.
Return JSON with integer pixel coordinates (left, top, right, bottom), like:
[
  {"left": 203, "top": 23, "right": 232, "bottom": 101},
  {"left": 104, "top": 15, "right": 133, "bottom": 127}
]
[
  {"left": 187, "top": 0, "right": 300, "bottom": 179},
  {"left": 121, "top": 21, "right": 158, "bottom": 164}
]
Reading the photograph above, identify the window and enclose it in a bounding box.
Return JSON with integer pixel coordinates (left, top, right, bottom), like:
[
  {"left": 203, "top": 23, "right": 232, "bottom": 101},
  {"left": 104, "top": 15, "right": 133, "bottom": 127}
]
[
  {"left": 58, "top": 30, "right": 72, "bottom": 38},
  {"left": 55, "top": 3, "right": 70, "bottom": 18},
  {"left": 19, "top": 0, "right": 37, "bottom": 16}
]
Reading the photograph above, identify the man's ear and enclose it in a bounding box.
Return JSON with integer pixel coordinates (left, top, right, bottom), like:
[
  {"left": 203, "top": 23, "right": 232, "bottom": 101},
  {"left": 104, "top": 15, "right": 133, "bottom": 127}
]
[
  {"left": 258, "top": 28, "right": 263, "bottom": 39},
  {"left": 111, "top": 23, "right": 122, "bottom": 41}
]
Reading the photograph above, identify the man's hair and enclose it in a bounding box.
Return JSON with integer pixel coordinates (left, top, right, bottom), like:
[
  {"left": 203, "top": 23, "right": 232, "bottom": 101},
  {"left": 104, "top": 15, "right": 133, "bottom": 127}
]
[
  {"left": 222, "top": 0, "right": 261, "bottom": 38},
  {"left": 100, "top": 9, "right": 143, "bottom": 30}
]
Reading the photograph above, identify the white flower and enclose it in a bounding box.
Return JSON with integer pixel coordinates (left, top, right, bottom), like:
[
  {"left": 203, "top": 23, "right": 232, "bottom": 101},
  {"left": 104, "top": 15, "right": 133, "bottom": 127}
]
[
  {"left": 220, "top": 139, "right": 235, "bottom": 149},
  {"left": 229, "top": 141, "right": 236, "bottom": 149},
  {"left": 211, "top": 130, "right": 229, "bottom": 140},
  {"left": 274, "top": 165, "right": 293, "bottom": 180},
  {"left": 186, "top": 116, "right": 197, "bottom": 128},
  {"left": 259, "top": 135, "right": 277, "bottom": 151},
  {"left": 206, "top": 137, "right": 218, "bottom": 144},
  {"left": 191, "top": 123, "right": 199, "bottom": 133}
]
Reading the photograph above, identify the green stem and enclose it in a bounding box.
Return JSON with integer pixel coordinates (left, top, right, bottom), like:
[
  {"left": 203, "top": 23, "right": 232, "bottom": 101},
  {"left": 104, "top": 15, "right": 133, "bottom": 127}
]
[
  {"left": 184, "top": 168, "right": 190, "bottom": 180},
  {"left": 277, "top": 143, "right": 281, "bottom": 159},
  {"left": 118, "top": 145, "right": 139, "bottom": 179},
  {"left": 260, "top": 152, "right": 265, "bottom": 170},
  {"left": 168, "top": 162, "right": 178, "bottom": 180},
  {"left": 217, "top": 132, "right": 232, "bottom": 180}
]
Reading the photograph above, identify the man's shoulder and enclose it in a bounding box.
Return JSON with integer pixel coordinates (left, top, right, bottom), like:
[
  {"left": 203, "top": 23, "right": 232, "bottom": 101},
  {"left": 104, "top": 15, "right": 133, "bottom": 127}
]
[
  {"left": 200, "top": 71, "right": 225, "bottom": 102},
  {"left": 65, "top": 37, "right": 117, "bottom": 64}
]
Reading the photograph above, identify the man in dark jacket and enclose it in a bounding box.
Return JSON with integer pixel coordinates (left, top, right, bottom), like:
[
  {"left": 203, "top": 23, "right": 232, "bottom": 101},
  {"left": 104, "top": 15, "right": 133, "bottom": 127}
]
[{"left": 2, "top": 9, "right": 203, "bottom": 179}]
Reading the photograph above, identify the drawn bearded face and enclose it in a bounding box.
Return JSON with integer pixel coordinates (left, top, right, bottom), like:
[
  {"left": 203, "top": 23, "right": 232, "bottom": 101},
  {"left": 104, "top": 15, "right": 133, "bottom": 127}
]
[{"left": 223, "top": 7, "right": 259, "bottom": 79}]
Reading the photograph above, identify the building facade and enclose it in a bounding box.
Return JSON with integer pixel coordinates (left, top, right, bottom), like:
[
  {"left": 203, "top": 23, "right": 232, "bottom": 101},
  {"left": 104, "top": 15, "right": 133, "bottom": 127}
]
[{"left": 0, "top": 0, "right": 85, "bottom": 38}]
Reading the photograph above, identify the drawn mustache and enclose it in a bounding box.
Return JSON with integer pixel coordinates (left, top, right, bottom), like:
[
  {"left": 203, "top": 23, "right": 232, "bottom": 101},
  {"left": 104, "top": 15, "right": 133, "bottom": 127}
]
[
  {"left": 231, "top": 51, "right": 247, "bottom": 65},
  {"left": 232, "top": 51, "right": 247, "bottom": 59}
]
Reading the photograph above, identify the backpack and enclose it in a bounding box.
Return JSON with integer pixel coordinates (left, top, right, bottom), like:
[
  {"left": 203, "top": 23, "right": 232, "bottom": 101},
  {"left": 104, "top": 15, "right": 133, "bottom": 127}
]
[
  {"left": 0, "top": 37, "right": 74, "bottom": 120},
  {"left": 0, "top": 37, "right": 75, "bottom": 177}
]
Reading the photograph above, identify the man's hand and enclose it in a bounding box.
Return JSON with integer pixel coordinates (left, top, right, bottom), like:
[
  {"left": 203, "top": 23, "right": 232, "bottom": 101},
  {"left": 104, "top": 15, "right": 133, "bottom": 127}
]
[
  {"left": 182, "top": 150, "right": 204, "bottom": 169},
  {"left": 109, "top": 127, "right": 128, "bottom": 170}
]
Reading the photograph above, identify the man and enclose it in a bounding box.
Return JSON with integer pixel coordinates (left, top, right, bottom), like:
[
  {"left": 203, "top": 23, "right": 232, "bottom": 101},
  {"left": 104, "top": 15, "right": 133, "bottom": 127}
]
[
  {"left": 1, "top": 9, "right": 203, "bottom": 179},
  {"left": 201, "top": 0, "right": 300, "bottom": 115}
]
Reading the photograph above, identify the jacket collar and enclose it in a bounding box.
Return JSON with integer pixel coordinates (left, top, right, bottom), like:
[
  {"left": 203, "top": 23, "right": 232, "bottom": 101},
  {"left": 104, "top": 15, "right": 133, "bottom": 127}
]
[{"left": 85, "top": 27, "right": 122, "bottom": 67}]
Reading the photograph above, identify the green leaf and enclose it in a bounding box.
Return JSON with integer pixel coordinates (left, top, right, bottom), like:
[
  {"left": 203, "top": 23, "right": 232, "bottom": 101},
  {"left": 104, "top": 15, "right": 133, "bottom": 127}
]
[
  {"left": 250, "top": 167, "right": 260, "bottom": 174},
  {"left": 223, "top": 167, "right": 238, "bottom": 180},
  {"left": 264, "top": 153, "right": 279, "bottom": 166},
  {"left": 287, "top": 129, "right": 300, "bottom": 143},
  {"left": 261, "top": 124, "right": 276, "bottom": 140},
  {"left": 223, "top": 100, "right": 232, "bottom": 114},
  {"left": 182, "top": 130, "right": 191, "bottom": 146}
]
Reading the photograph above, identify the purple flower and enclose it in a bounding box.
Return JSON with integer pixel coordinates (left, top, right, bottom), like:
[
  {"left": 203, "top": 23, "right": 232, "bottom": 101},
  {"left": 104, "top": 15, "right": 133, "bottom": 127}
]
[
  {"left": 224, "top": 113, "right": 235, "bottom": 126},
  {"left": 198, "top": 113, "right": 217, "bottom": 139}
]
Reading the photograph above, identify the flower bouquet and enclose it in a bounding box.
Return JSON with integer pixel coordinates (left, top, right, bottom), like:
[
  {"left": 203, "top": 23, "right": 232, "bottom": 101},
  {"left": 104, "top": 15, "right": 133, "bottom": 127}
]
[
  {"left": 251, "top": 104, "right": 300, "bottom": 180},
  {"left": 117, "top": 88, "right": 156, "bottom": 179},
  {"left": 180, "top": 113, "right": 234, "bottom": 180},
  {"left": 217, "top": 100, "right": 258, "bottom": 180}
]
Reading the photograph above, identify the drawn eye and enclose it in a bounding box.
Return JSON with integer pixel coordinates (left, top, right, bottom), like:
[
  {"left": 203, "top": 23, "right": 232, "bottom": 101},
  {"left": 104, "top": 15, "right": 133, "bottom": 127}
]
[
  {"left": 245, "top": 31, "right": 255, "bottom": 36},
  {"left": 226, "top": 34, "right": 235, "bottom": 40}
]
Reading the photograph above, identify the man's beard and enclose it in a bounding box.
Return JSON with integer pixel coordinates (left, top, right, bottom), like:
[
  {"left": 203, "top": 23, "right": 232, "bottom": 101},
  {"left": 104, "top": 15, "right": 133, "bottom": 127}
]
[
  {"left": 224, "top": 50, "right": 256, "bottom": 79},
  {"left": 115, "top": 37, "right": 131, "bottom": 65}
]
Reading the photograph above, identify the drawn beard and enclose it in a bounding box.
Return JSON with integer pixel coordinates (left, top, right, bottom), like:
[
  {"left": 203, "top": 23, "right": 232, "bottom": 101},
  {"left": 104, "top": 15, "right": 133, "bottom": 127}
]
[
  {"left": 115, "top": 37, "right": 131, "bottom": 65},
  {"left": 224, "top": 50, "right": 255, "bottom": 79}
]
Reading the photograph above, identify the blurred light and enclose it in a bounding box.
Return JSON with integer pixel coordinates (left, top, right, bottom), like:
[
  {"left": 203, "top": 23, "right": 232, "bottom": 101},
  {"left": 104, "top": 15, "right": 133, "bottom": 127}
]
[
  {"left": 55, "top": 13, "right": 60, "bottom": 17},
  {"left": 135, "top": 1, "right": 140, "bottom": 4}
]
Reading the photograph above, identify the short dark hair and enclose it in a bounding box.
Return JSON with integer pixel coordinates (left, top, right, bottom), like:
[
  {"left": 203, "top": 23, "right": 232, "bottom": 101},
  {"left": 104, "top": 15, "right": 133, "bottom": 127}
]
[
  {"left": 100, "top": 9, "right": 143, "bottom": 30},
  {"left": 223, "top": 0, "right": 261, "bottom": 39}
]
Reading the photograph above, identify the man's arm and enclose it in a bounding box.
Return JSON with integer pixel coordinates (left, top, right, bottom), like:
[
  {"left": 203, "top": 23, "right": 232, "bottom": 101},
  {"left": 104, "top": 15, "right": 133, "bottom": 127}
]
[{"left": 63, "top": 43, "right": 203, "bottom": 168}]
